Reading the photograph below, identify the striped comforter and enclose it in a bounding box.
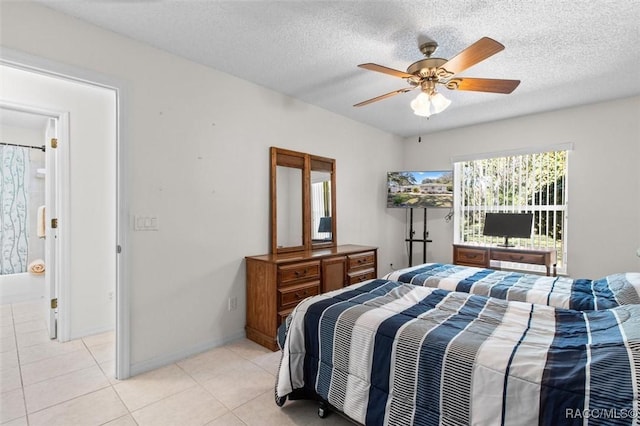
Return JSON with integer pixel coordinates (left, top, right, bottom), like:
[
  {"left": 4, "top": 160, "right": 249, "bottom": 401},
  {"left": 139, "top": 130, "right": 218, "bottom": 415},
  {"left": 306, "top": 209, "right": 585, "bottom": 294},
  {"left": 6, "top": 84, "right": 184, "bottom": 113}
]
[
  {"left": 276, "top": 279, "right": 640, "bottom": 426},
  {"left": 385, "top": 263, "right": 640, "bottom": 311}
]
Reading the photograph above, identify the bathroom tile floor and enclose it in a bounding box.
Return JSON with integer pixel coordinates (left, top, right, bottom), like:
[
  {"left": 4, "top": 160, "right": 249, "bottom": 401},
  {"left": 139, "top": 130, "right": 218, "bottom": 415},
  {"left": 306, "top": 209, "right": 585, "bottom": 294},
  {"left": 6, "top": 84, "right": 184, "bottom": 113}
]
[{"left": 0, "top": 299, "right": 353, "bottom": 425}]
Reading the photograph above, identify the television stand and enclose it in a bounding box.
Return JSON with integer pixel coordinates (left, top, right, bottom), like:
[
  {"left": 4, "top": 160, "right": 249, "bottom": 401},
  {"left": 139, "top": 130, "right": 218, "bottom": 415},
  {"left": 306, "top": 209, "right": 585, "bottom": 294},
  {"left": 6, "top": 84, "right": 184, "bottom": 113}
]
[
  {"left": 405, "top": 208, "right": 432, "bottom": 267},
  {"left": 453, "top": 244, "right": 557, "bottom": 276},
  {"left": 497, "top": 236, "right": 515, "bottom": 248}
]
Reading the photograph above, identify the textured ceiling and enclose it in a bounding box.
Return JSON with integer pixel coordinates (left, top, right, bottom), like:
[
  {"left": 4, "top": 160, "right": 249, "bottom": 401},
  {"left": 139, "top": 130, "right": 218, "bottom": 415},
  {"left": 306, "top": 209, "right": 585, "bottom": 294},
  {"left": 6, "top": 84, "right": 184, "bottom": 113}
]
[{"left": 35, "top": 0, "right": 640, "bottom": 137}]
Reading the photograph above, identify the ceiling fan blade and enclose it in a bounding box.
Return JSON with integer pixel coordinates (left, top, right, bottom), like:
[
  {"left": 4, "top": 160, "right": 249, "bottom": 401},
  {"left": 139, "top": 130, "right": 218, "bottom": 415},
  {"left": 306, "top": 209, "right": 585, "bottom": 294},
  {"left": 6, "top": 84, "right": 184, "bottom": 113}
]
[
  {"left": 447, "top": 77, "right": 520, "bottom": 94},
  {"left": 358, "top": 63, "right": 414, "bottom": 79},
  {"left": 440, "top": 37, "right": 505, "bottom": 76},
  {"left": 353, "top": 87, "right": 415, "bottom": 107}
]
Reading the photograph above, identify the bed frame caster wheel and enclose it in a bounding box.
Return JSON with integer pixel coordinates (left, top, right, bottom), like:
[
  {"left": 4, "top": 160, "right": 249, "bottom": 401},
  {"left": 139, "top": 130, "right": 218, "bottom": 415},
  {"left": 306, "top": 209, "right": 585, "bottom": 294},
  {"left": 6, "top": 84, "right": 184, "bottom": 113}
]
[
  {"left": 275, "top": 395, "right": 287, "bottom": 407},
  {"left": 318, "top": 402, "right": 329, "bottom": 418}
]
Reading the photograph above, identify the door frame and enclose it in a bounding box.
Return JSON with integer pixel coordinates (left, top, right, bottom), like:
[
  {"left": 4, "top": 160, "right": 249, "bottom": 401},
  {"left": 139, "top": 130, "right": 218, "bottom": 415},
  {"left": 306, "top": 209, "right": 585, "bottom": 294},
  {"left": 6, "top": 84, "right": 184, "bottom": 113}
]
[
  {"left": 44, "top": 115, "right": 60, "bottom": 340},
  {"left": 0, "top": 47, "right": 131, "bottom": 379}
]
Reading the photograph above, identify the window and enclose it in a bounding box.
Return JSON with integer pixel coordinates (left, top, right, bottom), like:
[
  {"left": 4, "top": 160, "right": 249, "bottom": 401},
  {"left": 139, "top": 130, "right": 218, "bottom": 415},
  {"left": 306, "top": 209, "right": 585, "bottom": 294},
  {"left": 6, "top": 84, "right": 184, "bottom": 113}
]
[
  {"left": 311, "top": 181, "right": 331, "bottom": 241},
  {"left": 453, "top": 146, "right": 570, "bottom": 273}
]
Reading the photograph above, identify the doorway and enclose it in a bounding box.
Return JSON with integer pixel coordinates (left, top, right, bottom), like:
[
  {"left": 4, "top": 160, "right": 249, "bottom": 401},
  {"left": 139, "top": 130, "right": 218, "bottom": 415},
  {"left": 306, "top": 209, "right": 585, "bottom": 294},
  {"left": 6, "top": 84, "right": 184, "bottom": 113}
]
[
  {"left": 0, "top": 107, "right": 58, "bottom": 340},
  {"left": 0, "top": 54, "right": 127, "bottom": 378}
]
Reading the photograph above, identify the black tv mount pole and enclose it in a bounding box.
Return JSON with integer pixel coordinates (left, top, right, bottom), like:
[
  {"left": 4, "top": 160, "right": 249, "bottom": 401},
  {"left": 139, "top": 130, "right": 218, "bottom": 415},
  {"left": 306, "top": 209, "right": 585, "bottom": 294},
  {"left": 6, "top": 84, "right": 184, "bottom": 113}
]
[{"left": 405, "top": 208, "right": 433, "bottom": 267}]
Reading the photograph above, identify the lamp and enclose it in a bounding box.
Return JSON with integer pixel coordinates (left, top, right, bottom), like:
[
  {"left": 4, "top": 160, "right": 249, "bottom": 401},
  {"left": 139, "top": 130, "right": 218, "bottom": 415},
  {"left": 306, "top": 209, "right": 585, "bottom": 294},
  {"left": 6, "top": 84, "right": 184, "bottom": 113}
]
[
  {"left": 410, "top": 85, "right": 451, "bottom": 117},
  {"left": 318, "top": 216, "right": 332, "bottom": 233}
]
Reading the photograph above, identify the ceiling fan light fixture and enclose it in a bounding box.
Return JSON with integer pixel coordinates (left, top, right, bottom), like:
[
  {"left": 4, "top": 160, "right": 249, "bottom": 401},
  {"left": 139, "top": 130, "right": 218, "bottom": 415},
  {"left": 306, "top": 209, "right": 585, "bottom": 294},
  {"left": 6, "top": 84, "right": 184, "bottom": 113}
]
[
  {"left": 410, "top": 91, "right": 450, "bottom": 117},
  {"left": 410, "top": 92, "right": 431, "bottom": 117},
  {"left": 430, "top": 91, "right": 451, "bottom": 114}
]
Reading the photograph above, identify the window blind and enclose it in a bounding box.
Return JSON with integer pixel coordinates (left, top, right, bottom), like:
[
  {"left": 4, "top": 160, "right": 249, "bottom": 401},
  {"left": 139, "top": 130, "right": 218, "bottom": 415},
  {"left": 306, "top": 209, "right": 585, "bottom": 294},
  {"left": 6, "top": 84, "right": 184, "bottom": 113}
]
[{"left": 453, "top": 148, "right": 569, "bottom": 273}]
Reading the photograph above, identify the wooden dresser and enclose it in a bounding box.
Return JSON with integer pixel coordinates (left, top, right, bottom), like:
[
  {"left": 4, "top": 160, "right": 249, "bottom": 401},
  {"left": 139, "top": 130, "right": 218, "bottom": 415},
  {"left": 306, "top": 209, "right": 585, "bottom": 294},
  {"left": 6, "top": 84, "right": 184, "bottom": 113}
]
[
  {"left": 245, "top": 244, "right": 377, "bottom": 350},
  {"left": 453, "top": 243, "right": 557, "bottom": 276}
]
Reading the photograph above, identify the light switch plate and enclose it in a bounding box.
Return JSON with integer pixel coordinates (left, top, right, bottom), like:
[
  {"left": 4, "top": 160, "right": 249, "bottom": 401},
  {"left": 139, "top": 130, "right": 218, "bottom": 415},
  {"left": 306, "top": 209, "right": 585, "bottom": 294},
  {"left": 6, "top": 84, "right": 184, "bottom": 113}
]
[{"left": 134, "top": 215, "right": 159, "bottom": 231}]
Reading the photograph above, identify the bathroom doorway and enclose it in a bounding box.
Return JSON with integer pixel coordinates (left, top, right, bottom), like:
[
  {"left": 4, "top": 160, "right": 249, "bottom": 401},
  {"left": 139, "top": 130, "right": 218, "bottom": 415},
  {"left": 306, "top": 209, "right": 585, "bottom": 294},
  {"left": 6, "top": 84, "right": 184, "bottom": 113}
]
[
  {"left": 0, "top": 108, "right": 63, "bottom": 340},
  {"left": 0, "top": 57, "right": 126, "bottom": 377}
]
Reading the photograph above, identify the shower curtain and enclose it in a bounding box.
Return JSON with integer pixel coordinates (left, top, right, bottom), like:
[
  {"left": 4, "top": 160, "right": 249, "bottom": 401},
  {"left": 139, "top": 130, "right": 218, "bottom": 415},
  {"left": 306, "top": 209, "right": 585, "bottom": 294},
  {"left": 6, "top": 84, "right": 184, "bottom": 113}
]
[{"left": 0, "top": 146, "right": 30, "bottom": 275}]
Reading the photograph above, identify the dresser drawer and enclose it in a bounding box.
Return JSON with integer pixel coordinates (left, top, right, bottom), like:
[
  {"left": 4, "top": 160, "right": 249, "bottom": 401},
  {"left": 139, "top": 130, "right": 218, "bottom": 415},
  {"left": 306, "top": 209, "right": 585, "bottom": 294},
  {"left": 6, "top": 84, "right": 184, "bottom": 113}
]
[
  {"left": 491, "top": 250, "right": 546, "bottom": 265},
  {"left": 348, "top": 252, "right": 376, "bottom": 270},
  {"left": 278, "top": 261, "right": 320, "bottom": 285},
  {"left": 278, "top": 281, "right": 320, "bottom": 309},
  {"left": 347, "top": 268, "right": 376, "bottom": 285},
  {"left": 277, "top": 308, "right": 294, "bottom": 328},
  {"left": 454, "top": 246, "right": 489, "bottom": 267}
]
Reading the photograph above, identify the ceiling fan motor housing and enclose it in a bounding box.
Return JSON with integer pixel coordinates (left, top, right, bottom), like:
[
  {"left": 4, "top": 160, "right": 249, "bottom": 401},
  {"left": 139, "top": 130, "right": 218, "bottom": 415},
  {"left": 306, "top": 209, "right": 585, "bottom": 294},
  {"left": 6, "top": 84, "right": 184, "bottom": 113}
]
[
  {"left": 418, "top": 41, "right": 439, "bottom": 57},
  {"left": 407, "top": 58, "right": 448, "bottom": 79}
]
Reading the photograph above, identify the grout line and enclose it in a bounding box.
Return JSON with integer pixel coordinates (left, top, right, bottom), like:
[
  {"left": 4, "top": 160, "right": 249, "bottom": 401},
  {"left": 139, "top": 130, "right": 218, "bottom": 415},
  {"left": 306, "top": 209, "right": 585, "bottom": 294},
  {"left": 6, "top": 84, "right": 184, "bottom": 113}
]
[
  {"left": 10, "top": 303, "right": 31, "bottom": 426},
  {"left": 173, "top": 350, "right": 274, "bottom": 421},
  {"left": 108, "top": 385, "right": 139, "bottom": 426},
  {"left": 25, "top": 381, "right": 113, "bottom": 418},
  {"left": 121, "top": 369, "right": 200, "bottom": 413},
  {"left": 5, "top": 302, "right": 116, "bottom": 425},
  {"left": 2, "top": 302, "right": 306, "bottom": 426},
  {"left": 97, "top": 413, "right": 138, "bottom": 426},
  {"left": 19, "top": 346, "right": 93, "bottom": 376},
  {"left": 81, "top": 337, "right": 141, "bottom": 425}
]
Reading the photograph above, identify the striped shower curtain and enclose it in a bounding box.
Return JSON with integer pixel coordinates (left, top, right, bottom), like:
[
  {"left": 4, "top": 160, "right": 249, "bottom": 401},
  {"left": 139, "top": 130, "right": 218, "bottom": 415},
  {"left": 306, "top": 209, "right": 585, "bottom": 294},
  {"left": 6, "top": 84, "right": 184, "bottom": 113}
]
[{"left": 0, "top": 146, "right": 30, "bottom": 275}]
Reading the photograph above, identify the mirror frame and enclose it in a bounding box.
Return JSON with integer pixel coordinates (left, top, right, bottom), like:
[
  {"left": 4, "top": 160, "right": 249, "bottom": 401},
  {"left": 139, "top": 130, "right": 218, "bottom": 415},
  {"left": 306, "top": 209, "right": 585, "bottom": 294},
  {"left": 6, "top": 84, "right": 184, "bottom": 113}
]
[{"left": 270, "top": 147, "right": 336, "bottom": 254}]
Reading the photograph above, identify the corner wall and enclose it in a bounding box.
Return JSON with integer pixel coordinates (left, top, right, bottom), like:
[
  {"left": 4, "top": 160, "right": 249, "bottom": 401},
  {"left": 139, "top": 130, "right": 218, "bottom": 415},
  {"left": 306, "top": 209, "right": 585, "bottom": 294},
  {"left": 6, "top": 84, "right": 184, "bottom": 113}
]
[{"left": 401, "top": 96, "right": 640, "bottom": 278}]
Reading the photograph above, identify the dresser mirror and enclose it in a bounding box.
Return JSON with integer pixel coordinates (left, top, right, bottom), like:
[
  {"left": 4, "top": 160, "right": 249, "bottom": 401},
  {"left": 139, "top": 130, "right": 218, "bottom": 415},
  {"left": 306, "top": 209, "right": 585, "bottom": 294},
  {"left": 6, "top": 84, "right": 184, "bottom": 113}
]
[
  {"left": 271, "top": 147, "right": 336, "bottom": 254},
  {"left": 276, "top": 165, "right": 303, "bottom": 249},
  {"left": 310, "top": 158, "right": 335, "bottom": 248}
]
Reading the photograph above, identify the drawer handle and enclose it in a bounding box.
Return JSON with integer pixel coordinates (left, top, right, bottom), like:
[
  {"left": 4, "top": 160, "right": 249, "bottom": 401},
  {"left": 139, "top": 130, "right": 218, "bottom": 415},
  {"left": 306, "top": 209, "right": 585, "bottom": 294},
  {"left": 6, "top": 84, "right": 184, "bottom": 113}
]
[
  {"left": 465, "top": 254, "right": 477, "bottom": 259},
  {"left": 358, "top": 259, "right": 364, "bottom": 264},
  {"left": 359, "top": 275, "right": 368, "bottom": 282},
  {"left": 509, "top": 255, "right": 524, "bottom": 261},
  {"left": 294, "top": 290, "right": 309, "bottom": 299},
  {"left": 294, "top": 269, "right": 308, "bottom": 278}
]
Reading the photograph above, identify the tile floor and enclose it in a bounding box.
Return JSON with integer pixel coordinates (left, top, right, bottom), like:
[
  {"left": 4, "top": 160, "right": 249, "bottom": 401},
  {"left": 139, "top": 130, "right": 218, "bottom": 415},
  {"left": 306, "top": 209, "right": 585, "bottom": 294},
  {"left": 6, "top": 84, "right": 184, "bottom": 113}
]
[{"left": 1, "top": 299, "right": 353, "bottom": 425}]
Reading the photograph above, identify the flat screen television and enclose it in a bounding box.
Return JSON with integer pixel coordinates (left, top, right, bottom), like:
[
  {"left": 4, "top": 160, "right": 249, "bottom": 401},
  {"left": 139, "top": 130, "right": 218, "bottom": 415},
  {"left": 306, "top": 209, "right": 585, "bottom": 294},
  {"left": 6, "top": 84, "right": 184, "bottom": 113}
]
[
  {"left": 482, "top": 212, "right": 533, "bottom": 247},
  {"left": 387, "top": 171, "right": 453, "bottom": 208}
]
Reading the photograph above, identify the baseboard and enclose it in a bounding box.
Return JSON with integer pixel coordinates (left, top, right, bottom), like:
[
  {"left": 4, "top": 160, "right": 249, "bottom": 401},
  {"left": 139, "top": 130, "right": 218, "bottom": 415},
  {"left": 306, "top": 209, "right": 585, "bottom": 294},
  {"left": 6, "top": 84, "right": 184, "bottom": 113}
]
[
  {"left": 68, "top": 324, "right": 115, "bottom": 342},
  {"left": 0, "top": 274, "right": 45, "bottom": 304},
  {"left": 0, "top": 292, "right": 44, "bottom": 305},
  {"left": 129, "top": 329, "right": 246, "bottom": 377}
]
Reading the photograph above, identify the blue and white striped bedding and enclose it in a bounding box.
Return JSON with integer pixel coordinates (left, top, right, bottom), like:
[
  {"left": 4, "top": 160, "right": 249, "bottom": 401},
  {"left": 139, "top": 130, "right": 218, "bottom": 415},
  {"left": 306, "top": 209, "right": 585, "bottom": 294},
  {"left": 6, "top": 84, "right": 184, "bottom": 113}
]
[
  {"left": 384, "top": 263, "right": 640, "bottom": 311},
  {"left": 276, "top": 279, "right": 640, "bottom": 425}
]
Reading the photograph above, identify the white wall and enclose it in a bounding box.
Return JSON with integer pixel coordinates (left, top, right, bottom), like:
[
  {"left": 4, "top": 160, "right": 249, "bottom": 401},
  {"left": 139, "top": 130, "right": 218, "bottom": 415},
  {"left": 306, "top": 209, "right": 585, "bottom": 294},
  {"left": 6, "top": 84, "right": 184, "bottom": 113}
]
[
  {"left": 0, "top": 2, "right": 404, "bottom": 373},
  {"left": 401, "top": 96, "right": 640, "bottom": 279},
  {"left": 0, "top": 66, "right": 117, "bottom": 339}
]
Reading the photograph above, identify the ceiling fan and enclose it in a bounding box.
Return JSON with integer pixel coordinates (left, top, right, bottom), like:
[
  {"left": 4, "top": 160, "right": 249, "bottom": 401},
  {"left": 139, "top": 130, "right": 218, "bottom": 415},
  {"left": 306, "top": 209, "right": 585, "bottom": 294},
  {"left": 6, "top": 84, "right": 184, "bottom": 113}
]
[{"left": 354, "top": 37, "right": 520, "bottom": 117}]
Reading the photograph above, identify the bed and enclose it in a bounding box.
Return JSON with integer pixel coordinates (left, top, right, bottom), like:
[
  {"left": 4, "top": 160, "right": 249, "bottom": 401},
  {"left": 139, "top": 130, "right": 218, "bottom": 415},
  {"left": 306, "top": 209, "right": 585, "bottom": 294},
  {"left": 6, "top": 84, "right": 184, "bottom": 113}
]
[
  {"left": 275, "top": 278, "right": 640, "bottom": 425},
  {"left": 384, "top": 263, "right": 640, "bottom": 311}
]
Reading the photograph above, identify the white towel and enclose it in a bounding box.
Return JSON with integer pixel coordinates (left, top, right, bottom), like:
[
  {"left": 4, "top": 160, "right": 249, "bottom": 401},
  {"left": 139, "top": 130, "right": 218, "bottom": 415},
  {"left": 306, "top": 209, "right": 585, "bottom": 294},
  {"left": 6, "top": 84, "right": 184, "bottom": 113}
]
[
  {"left": 29, "top": 259, "right": 45, "bottom": 275},
  {"left": 37, "top": 205, "right": 46, "bottom": 238}
]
